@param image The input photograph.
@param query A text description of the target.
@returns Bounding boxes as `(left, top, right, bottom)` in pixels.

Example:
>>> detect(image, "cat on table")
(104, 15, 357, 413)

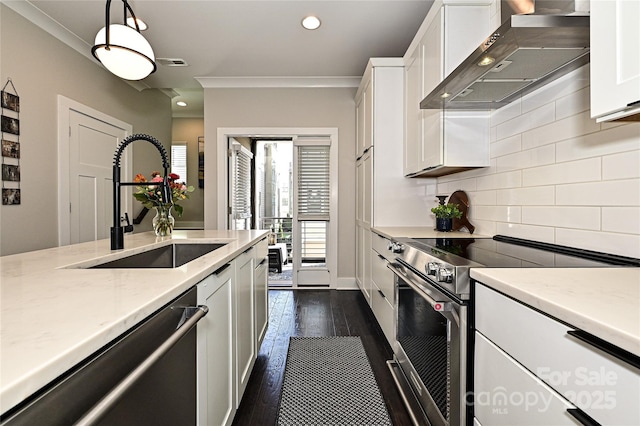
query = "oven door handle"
(388, 262, 460, 327)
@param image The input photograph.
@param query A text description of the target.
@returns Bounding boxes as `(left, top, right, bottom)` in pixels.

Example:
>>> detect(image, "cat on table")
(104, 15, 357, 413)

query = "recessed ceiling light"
(126, 17, 148, 31)
(302, 16, 321, 30)
(176, 101, 187, 107)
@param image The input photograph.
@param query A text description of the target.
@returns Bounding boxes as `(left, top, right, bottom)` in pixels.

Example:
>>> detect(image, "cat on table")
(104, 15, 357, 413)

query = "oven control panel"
(425, 262, 454, 283)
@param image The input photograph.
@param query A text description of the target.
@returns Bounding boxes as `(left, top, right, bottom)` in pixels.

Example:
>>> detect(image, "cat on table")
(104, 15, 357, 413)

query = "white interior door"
(68, 111, 130, 244)
(228, 139, 253, 230)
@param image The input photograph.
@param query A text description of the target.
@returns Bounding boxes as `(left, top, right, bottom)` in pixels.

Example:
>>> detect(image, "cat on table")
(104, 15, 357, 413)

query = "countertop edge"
(470, 268, 640, 357)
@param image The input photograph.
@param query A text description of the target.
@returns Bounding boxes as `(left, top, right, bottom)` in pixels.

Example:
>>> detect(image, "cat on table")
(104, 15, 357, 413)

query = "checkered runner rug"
(276, 336, 392, 425)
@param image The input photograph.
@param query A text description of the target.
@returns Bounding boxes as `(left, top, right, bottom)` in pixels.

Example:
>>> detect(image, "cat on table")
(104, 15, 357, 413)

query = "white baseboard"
(337, 277, 358, 290)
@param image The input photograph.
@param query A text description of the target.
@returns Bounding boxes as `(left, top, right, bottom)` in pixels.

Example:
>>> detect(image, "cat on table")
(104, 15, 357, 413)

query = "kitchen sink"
(90, 243, 227, 269)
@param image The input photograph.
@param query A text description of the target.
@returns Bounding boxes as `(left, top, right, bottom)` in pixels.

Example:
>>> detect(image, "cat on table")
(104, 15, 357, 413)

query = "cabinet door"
(254, 256, 268, 347)
(235, 248, 255, 404)
(404, 50, 422, 176)
(197, 264, 235, 426)
(420, 9, 444, 170)
(356, 92, 366, 157)
(364, 79, 374, 151)
(590, 0, 640, 121)
(362, 149, 372, 227)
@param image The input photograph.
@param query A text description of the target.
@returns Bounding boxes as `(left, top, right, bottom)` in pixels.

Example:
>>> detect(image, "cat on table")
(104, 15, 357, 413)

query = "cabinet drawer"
(372, 232, 393, 262)
(475, 332, 577, 425)
(372, 282, 395, 345)
(254, 237, 268, 260)
(476, 284, 640, 425)
(371, 250, 394, 305)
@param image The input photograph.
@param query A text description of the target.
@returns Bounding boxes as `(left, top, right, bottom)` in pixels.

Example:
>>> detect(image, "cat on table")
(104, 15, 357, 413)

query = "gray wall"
(0, 5, 172, 255)
(171, 117, 205, 225)
(203, 87, 357, 279)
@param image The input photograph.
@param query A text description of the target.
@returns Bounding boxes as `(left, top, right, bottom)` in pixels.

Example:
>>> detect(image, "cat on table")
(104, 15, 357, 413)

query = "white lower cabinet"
(197, 239, 267, 426)
(475, 332, 577, 425)
(475, 283, 640, 426)
(197, 263, 235, 426)
(370, 231, 396, 345)
(234, 247, 255, 405)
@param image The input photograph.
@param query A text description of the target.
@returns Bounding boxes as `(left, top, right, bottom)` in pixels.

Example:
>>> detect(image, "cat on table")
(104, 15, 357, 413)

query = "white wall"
(0, 5, 173, 255)
(203, 87, 357, 278)
(436, 66, 640, 259)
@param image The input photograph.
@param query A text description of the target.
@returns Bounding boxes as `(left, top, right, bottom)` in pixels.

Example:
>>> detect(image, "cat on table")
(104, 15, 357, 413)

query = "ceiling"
(12, 0, 433, 116)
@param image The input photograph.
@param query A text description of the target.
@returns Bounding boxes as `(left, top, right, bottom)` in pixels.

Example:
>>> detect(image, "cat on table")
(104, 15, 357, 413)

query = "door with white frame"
(228, 139, 254, 230)
(58, 97, 132, 246)
(217, 128, 338, 289)
(292, 136, 332, 287)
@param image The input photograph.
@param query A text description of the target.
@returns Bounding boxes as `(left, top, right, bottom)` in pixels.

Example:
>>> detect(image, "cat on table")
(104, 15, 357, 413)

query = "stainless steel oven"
(387, 249, 473, 426)
(385, 235, 638, 426)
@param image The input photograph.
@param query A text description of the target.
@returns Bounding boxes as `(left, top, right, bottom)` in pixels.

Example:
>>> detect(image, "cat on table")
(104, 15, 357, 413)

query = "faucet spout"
(111, 133, 171, 250)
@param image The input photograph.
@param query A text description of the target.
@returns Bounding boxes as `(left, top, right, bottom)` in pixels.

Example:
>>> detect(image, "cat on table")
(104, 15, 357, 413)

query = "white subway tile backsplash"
(491, 134, 522, 159)
(495, 222, 555, 243)
(602, 207, 640, 235)
(492, 98, 522, 127)
(496, 145, 555, 173)
(556, 87, 591, 119)
(522, 111, 600, 150)
(602, 150, 640, 180)
(476, 170, 521, 191)
(521, 66, 590, 114)
(556, 123, 640, 162)
(474, 205, 521, 223)
(555, 228, 640, 259)
(521, 206, 600, 230)
(433, 69, 639, 258)
(556, 179, 640, 206)
(522, 157, 601, 187)
(496, 186, 555, 206)
(468, 190, 497, 207)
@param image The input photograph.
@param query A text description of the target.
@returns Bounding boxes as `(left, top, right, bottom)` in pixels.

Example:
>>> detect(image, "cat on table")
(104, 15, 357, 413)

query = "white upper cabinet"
(590, 0, 640, 122)
(404, 0, 495, 177)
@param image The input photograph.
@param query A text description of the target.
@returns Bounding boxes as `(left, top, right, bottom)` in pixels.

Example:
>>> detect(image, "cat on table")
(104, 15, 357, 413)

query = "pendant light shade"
(91, 1, 156, 80)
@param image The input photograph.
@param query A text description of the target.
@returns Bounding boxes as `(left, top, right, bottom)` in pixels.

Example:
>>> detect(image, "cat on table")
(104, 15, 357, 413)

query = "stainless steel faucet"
(111, 133, 171, 250)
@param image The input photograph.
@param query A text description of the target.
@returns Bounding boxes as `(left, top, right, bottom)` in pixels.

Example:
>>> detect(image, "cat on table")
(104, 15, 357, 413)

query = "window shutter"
(170, 144, 187, 183)
(296, 142, 330, 221)
(231, 142, 253, 228)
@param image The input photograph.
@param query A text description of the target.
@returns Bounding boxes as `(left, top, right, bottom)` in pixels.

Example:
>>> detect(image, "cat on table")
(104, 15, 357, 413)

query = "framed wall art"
(1, 90, 19, 112)
(1, 139, 19, 159)
(2, 188, 20, 205)
(2, 78, 21, 205)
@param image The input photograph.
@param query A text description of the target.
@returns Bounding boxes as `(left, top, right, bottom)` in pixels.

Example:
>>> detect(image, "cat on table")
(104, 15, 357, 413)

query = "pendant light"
(91, 0, 156, 80)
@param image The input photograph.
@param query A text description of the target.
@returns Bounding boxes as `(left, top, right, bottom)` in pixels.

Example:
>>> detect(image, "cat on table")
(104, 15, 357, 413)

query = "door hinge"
(69, 203, 72, 213)
(228, 206, 233, 215)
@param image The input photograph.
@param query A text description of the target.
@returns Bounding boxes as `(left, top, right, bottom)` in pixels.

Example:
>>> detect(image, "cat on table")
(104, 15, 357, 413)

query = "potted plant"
(431, 203, 462, 232)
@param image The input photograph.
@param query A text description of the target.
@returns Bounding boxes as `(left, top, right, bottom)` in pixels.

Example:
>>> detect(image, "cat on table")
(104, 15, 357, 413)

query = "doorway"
(218, 128, 338, 289)
(57, 96, 132, 246)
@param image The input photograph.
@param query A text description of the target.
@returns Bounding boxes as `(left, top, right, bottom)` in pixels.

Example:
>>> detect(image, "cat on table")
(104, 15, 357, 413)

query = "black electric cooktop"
(406, 235, 640, 268)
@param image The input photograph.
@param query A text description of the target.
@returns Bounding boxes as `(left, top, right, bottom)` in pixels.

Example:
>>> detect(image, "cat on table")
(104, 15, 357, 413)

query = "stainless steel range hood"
(421, 0, 590, 110)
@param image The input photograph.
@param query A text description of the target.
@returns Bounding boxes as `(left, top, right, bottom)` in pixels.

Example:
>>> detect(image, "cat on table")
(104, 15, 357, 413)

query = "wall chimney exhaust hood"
(421, 0, 590, 110)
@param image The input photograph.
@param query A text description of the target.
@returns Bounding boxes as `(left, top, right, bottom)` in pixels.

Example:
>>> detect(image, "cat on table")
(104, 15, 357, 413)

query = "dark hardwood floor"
(232, 289, 413, 426)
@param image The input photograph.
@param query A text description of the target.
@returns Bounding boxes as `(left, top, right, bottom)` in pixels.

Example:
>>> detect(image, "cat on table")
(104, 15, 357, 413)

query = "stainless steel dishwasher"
(0, 287, 208, 426)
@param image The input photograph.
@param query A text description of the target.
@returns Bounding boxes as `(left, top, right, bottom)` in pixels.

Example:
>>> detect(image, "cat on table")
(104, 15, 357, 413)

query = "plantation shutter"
(170, 144, 187, 183)
(230, 141, 253, 229)
(296, 140, 330, 221)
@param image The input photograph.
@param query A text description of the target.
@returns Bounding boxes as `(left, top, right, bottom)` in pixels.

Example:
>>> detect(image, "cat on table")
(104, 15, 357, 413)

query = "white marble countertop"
(0, 230, 267, 414)
(372, 226, 488, 240)
(471, 268, 640, 356)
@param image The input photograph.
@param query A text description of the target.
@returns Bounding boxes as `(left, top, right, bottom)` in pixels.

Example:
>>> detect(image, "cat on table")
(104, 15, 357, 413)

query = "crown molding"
(195, 76, 361, 89)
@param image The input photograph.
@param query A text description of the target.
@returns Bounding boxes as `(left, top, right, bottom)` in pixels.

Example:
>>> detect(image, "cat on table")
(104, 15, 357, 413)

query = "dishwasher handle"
(74, 305, 209, 426)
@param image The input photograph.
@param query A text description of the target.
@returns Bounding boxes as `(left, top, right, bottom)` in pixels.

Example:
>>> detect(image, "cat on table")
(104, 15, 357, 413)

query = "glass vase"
(153, 205, 175, 237)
